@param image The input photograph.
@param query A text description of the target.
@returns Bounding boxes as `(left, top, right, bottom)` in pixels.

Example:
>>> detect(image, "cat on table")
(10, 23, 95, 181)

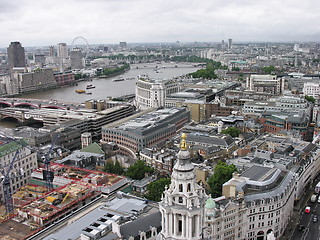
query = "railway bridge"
(0, 98, 78, 123)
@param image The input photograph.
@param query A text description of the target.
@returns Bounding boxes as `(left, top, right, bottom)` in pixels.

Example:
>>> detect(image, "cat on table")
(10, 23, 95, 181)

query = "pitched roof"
(80, 142, 105, 155)
(0, 139, 28, 158)
(120, 211, 161, 239)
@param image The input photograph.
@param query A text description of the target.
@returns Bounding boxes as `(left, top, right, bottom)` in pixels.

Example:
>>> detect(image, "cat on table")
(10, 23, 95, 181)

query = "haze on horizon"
(0, 0, 319, 48)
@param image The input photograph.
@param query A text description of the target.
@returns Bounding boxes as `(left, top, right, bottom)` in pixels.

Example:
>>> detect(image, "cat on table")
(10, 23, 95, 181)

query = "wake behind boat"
(113, 77, 125, 82)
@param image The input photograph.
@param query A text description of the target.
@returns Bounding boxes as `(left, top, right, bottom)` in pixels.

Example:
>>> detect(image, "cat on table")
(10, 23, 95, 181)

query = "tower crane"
(0, 150, 22, 214)
(42, 134, 60, 191)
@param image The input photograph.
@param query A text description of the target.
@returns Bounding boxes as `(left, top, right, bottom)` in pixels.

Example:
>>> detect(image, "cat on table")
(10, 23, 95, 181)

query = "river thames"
(17, 62, 200, 103)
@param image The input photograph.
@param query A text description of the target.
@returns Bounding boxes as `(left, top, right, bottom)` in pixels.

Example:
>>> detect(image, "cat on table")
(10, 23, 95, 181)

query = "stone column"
(166, 213, 170, 235)
(182, 214, 186, 239)
(195, 215, 199, 238)
(169, 213, 173, 236)
(173, 213, 177, 237)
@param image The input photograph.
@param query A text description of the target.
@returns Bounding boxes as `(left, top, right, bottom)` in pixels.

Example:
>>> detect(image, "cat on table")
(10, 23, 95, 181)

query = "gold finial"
(180, 133, 187, 150)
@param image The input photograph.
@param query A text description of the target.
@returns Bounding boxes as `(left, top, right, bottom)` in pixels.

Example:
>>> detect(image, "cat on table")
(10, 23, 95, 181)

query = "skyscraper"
(7, 41, 26, 69)
(228, 38, 233, 49)
(119, 41, 127, 49)
(57, 43, 68, 59)
(70, 48, 84, 69)
(49, 45, 55, 57)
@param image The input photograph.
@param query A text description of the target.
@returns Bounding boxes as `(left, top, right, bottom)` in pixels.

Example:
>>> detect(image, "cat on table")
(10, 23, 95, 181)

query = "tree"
(221, 127, 241, 137)
(262, 66, 276, 74)
(207, 161, 237, 197)
(144, 178, 171, 202)
(305, 95, 315, 104)
(126, 160, 154, 180)
(103, 160, 124, 175)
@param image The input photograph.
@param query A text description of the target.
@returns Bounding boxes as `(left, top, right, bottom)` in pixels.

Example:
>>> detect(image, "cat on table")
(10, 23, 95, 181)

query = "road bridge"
(0, 98, 82, 122)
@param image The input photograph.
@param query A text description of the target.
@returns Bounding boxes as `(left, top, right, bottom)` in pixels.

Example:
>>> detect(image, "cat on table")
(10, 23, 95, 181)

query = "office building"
(119, 42, 127, 49)
(303, 82, 320, 98)
(102, 108, 190, 155)
(140, 148, 176, 176)
(54, 71, 75, 86)
(246, 75, 285, 95)
(12, 68, 57, 93)
(70, 48, 84, 69)
(49, 45, 55, 57)
(158, 134, 314, 240)
(57, 43, 68, 60)
(0, 139, 38, 204)
(228, 38, 233, 49)
(243, 95, 310, 116)
(205, 166, 295, 240)
(260, 110, 310, 140)
(7, 41, 26, 70)
(135, 77, 180, 110)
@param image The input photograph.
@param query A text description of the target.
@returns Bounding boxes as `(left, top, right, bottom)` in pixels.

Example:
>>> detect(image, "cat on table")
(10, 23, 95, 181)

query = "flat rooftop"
(241, 165, 277, 182)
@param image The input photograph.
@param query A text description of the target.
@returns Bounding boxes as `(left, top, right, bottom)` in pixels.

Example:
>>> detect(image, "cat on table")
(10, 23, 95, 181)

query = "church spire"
(158, 133, 208, 240)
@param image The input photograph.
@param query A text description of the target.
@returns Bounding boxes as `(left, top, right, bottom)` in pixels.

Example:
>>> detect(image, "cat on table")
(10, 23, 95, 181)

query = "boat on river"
(113, 77, 125, 82)
(75, 89, 86, 94)
(86, 84, 95, 89)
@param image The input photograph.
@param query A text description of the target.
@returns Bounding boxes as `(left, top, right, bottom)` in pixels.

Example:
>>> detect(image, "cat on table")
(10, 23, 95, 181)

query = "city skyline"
(0, 0, 320, 48)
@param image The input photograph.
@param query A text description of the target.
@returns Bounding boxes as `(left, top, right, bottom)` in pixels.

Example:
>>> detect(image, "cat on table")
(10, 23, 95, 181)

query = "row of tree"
(103, 160, 153, 180)
(103, 159, 237, 201)
(142, 161, 237, 201)
(188, 59, 228, 79)
(96, 63, 130, 77)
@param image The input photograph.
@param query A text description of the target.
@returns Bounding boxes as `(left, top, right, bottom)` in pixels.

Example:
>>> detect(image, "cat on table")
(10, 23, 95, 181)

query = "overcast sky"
(0, 0, 319, 47)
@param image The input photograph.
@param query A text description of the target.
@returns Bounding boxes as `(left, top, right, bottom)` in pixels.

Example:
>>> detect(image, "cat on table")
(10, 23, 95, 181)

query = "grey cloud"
(0, 0, 320, 47)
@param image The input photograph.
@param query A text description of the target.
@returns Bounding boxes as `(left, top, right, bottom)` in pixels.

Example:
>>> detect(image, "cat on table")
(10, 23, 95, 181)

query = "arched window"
(179, 184, 183, 192)
(187, 183, 191, 192)
(257, 230, 264, 240)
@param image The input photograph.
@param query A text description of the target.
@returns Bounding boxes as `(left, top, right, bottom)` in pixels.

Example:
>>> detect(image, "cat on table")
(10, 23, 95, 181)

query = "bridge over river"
(0, 98, 82, 122)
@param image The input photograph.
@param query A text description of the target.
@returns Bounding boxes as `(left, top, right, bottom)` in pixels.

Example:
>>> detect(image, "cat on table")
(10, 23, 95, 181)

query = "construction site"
(0, 163, 128, 240)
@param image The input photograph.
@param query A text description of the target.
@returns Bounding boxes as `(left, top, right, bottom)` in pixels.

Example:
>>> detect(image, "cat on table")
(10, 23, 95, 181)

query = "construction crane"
(0, 150, 21, 214)
(42, 134, 59, 191)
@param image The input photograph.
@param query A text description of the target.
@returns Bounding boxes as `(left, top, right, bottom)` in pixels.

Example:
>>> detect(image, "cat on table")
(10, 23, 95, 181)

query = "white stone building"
(303, 82, 320, 98)
(135, 78, 180, 110)
(157, 134, 305, 240)
(246, 75, 284, 95)
(158, 133, 208, 239)
(0, 139, 38, 205)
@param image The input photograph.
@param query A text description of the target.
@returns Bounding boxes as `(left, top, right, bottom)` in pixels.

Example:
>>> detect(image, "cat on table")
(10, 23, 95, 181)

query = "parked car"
(298, 225, 306, 231)
(314, 215, 318, 223)
(305, 206, 311, 213)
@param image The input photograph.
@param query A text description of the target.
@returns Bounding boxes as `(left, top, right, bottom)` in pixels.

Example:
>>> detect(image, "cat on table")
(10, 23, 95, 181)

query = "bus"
(315, 181, 320, 194)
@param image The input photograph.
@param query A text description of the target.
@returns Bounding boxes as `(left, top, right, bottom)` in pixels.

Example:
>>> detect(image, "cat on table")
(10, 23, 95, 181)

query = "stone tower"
(81, 132, 92, 148)
(159, 133, 208, 240)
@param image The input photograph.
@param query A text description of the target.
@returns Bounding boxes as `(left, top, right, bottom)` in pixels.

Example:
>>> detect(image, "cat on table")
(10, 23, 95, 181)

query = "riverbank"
(15, 62, 200, 103)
